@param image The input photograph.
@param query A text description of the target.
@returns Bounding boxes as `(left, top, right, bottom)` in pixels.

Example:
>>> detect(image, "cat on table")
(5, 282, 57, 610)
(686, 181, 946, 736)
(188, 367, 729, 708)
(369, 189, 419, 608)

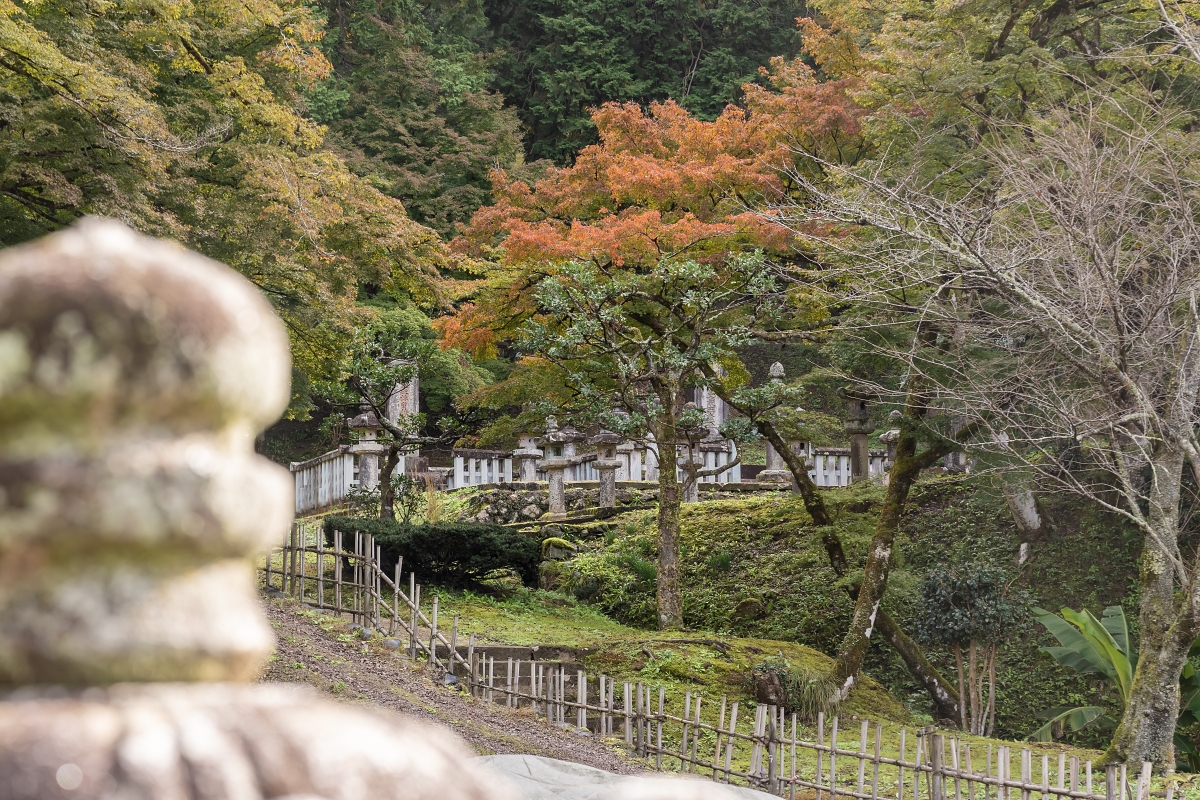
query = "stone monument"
(839, 387, 874, 483)
(511, 431, 544, 483)
(348, 403, 387, 489)
(0, 219, 504, 800)
(757, 363, 793, 485)
(537, 416, 584, 518)
(589, 425, 623, 508)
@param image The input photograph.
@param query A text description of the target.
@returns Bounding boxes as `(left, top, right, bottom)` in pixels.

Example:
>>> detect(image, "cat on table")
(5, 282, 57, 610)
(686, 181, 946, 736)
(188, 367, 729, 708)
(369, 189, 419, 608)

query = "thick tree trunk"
(1106, 626, 1190, 766)
(378, 444, 400, 522)
(832, 416, 951, 699)
(656, 438, 684, 629)
(1107, 446, 1198, 766)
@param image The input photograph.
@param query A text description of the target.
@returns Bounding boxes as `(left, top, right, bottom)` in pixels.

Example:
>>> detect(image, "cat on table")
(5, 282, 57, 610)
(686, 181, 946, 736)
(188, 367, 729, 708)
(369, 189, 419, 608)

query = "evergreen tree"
(311, 0, 525, 237)
(483, 0, 807, 162)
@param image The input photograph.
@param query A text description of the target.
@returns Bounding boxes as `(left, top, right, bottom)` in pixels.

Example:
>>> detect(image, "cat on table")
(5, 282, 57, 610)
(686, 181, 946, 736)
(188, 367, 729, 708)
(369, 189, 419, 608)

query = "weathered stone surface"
(0, 220, 514, 800)
(0, 684, 500, 800)
(0, 219, 292, 685)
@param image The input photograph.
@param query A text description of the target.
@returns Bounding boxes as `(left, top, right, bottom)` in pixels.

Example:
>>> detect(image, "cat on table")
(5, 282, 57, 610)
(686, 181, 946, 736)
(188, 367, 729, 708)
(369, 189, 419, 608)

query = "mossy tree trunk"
(1106, 445, 1199, 766)
(378, 443, 400, 521)
(656, 438, 684, 629)
(707, 380, 961, 721)
(651, 392, 685, 630)
(831, 403, 958, 701)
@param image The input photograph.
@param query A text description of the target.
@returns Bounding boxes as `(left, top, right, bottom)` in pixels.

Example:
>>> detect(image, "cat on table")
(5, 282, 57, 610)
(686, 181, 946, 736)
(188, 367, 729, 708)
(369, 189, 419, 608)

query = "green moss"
(552, 477, 1141, 745)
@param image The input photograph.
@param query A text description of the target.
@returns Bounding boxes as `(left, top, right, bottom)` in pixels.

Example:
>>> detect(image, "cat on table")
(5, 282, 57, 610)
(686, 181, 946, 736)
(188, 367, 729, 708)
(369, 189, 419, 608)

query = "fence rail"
(262, 523, 1165, 800)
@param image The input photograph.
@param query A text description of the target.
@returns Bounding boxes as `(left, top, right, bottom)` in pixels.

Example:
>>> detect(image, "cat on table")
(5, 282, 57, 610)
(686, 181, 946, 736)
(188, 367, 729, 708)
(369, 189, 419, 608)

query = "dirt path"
(258, 594, 644, 774)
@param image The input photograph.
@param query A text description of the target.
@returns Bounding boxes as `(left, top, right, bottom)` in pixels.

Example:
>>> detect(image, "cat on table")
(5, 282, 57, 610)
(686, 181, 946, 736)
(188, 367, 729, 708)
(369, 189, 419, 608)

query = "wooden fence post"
(930, 732, 944, 800)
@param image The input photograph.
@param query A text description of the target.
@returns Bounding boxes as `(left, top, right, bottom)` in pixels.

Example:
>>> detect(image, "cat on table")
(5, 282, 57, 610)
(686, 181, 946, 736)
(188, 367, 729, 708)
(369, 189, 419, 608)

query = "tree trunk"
(378, 444, 400, 522)
(953, 643, 967, 731)
(1107, 448, 1197, 767)
(656, 437, 684, 629)
(985, 643, 997, 737)
(831, 420, 925, 699)
(874, 611, 961, 721)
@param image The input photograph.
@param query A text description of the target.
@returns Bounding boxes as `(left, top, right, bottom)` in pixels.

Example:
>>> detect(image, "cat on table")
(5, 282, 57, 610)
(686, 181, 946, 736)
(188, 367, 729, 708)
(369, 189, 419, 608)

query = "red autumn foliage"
(436, 45, 865, 356)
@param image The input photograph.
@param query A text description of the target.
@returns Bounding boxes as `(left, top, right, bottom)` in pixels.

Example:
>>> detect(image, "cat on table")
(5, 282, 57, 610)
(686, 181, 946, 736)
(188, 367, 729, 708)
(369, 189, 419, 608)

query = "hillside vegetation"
(496, 477, 1145, 746)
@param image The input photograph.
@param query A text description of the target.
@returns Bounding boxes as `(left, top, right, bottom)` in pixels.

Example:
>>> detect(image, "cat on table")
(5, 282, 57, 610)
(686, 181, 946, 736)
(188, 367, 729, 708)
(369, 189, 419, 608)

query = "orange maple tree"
(435, 45, 866, 357)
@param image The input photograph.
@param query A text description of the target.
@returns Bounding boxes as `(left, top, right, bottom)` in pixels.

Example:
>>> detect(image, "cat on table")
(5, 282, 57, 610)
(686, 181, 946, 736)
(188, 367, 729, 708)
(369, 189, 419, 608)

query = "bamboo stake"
(791, 713, 799, 800)
(713, 695, 727, 776)
(1135, 762, 1150, 800)
(830, 715, 839, 800)
(335, 530, 343, 614)
(723, 702, 739, 784)
(912, 730, 922, 800)
(657, 686, 665, 770)
(682, 691, 692, 769)
(579, 672, 587, 730)
(817, 713, 826, 800)
(857, 719, 868, 798)
(467, 634, 475, 696)
(317, 527, 325, 609)
(391, 558, 401, 634)
(624, 682, 632, 746)
(871, 723, 880, 800)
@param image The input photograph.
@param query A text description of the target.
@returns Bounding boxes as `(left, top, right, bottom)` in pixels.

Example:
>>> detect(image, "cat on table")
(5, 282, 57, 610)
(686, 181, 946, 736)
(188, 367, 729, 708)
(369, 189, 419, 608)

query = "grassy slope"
(528, 476, 1145, 747)
(423, 582, 1123, 784)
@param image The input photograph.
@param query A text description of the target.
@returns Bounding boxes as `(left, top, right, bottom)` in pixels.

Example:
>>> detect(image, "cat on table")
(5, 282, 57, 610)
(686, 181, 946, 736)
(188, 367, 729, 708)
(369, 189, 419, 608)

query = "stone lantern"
(590, 425, 623, 508)
(348, 404, 388, 490)
(839, 386, 875, 483)
(512, 430, 544, 484)
(0, 220, 502, 798)
(537, 416, 585, 518)
(758, 362, 793, 485)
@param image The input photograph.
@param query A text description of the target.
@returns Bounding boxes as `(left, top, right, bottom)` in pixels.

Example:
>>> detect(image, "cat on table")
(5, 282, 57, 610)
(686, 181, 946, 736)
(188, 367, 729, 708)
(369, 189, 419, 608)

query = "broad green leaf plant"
(1030, 605, 1200, 769)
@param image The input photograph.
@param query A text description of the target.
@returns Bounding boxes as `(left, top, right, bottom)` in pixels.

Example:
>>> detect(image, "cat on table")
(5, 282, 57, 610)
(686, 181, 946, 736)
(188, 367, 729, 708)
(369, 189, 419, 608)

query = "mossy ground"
(417, 586, 1136, 790)
(518, 475, 1148, 747)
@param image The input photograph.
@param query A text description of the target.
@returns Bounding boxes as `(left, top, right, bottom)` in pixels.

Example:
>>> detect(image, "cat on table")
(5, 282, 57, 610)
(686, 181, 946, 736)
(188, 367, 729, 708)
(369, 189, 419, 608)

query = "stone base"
(756, 470, 792, 485)
(0, 683, 504, 800)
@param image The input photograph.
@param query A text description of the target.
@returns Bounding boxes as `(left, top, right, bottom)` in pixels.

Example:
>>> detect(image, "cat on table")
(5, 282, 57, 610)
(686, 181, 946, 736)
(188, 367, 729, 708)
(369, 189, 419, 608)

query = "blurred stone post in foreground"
(0, 219, 505, 800)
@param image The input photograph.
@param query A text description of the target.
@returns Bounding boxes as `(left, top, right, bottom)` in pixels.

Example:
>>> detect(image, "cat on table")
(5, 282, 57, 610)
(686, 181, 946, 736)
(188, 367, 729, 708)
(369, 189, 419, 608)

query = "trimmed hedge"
(322, 516, 541, 589)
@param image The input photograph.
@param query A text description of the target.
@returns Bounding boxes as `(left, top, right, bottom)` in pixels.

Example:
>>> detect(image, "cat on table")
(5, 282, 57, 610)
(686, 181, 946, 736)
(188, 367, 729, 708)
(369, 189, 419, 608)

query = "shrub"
(747, 656, 841, 721)
(323, 516, 540, 590)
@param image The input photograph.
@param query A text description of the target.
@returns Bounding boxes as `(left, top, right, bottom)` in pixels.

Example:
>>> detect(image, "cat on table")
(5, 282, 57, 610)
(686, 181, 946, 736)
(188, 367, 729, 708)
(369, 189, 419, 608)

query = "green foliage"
(914, 563, 1023, 647)
(1027, 605, 1134, 741)
(623, 553, 658, 584)
(0, 0, 450, 414)
(484, 0, 806, 162)
(312, 0, 525, 236)
(708, 550, 733, 573)
(323, 515, 540, 589)
(559, 478, 1148, 742)
(748, 656, 842, 721)
(1029, 605, 1200, 766)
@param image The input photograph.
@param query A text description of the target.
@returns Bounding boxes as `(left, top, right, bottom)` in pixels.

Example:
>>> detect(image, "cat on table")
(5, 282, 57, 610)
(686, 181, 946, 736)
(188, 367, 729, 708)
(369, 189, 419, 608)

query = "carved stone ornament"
(0, 220, 506, 800)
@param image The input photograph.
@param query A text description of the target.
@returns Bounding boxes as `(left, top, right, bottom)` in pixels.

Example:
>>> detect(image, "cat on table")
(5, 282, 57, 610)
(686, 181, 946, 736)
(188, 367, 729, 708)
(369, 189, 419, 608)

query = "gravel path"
(259, 595, 644, 775)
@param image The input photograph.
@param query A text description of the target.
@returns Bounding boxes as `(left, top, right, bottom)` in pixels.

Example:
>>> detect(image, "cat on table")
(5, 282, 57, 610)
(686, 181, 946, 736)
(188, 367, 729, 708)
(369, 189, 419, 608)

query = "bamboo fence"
(263, 522, 1166, 800)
